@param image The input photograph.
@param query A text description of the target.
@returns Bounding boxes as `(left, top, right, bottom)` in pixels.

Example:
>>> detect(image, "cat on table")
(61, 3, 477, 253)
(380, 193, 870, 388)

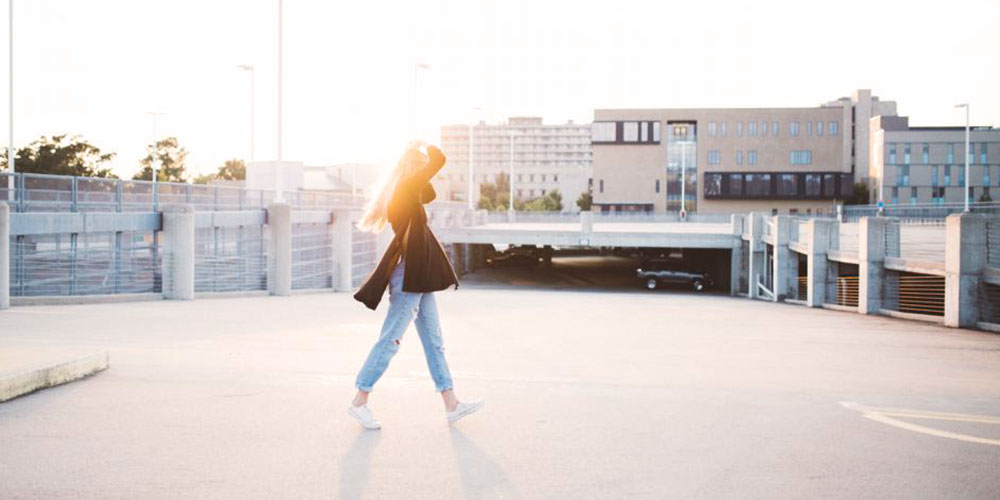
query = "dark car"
(485, 252, 543, 267)
(637, 262, 713, 291)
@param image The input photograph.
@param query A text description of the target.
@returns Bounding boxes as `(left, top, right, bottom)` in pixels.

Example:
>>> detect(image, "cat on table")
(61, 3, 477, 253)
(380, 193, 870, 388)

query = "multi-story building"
(870, 116, 1000, 205)
(591, 90, 896, 215)
(439, 117, 592, 212)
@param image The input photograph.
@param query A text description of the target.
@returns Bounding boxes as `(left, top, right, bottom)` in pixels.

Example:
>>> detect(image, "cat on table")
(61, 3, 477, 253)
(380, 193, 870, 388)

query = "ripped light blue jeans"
(355, 259, 454, 392)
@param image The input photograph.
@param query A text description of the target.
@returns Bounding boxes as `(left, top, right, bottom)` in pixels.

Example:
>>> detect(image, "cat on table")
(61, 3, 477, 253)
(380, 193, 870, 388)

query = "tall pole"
(467, 106, 481, 210)
(679, 142, 687, 218)
(237, 65, 255, 163)
(509, 129, 515, 212)
(962, 104, 970, 211)
(7, 0, 13, 203)
(146, 112, 165, 207)
(275, 0, 284, 202)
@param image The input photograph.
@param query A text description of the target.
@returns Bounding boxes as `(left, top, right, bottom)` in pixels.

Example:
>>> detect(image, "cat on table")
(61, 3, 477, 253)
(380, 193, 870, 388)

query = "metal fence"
(843, 202, 1000, 222)
(351, 227, 378, 288)
(291, 222, 332, 290)
(0, 171, 363, 213)
(10, 230, 160, 297)
(987, 219, 1000, 267)
(882, 270, 945, 317)
(194, 225, 268, 293)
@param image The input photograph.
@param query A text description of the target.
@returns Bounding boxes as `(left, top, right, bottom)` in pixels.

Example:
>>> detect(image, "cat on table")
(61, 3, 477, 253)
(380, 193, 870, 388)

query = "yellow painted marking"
(840, 401, 1000, 447)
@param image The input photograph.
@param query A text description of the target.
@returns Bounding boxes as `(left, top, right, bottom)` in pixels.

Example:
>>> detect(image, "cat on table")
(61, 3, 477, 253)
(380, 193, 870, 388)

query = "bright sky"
(1, 0, 998, 179)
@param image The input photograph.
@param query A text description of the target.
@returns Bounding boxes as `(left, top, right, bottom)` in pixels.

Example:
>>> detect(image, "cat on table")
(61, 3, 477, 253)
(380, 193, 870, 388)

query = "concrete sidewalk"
(1, 290, 999, 499)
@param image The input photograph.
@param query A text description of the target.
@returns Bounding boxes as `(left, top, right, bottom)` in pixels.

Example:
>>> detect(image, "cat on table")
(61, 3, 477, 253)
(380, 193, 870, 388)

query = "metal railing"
(0, 171, 364, 213)
(194, 225, 268, 293)
(987, 219, 1000, 267)
(351, 227, 378, 288)
(843, 202, 1000, 222)
(291, 222, 333, 290)
(883, 271, 945, 317)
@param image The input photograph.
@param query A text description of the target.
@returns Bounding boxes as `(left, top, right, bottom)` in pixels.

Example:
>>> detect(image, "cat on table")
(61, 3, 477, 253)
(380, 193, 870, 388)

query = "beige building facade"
(870, 116, 1000, 205)
(439, 117, 592, 212)
(592, 90, 896, 215)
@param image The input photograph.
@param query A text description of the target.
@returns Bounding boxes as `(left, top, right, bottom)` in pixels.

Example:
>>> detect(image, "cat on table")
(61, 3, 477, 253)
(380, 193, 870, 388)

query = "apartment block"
(591, 90, 895, 215)
(439, 117, 592, 212)
(870, 116, 1000, 205)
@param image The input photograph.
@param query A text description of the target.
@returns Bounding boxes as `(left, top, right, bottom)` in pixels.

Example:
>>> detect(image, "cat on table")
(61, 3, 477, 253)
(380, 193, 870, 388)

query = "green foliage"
(843, 182, 870, 205)
(192, 173, 216, 185)
(576, 191, 592, 211)
(215, 158, 246, 180)
(0, 134, 116, 178)
(522, 189, 563, 212)
(133, 137, 188, 182)
(477, 172, 514, 211)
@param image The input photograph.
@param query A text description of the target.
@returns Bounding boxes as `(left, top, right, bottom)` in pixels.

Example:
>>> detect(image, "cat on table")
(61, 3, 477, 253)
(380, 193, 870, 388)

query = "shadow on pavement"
(338, 430, 381, 500)
(449, 427, 520, 500)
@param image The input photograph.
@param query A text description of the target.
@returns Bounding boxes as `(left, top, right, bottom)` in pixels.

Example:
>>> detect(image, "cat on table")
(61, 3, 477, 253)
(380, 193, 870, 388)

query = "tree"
(215, 158, 246, 180)
(576, 191, 593, 211)
(522, 189, 563, 212)
(133, 137, 188, 182)
(0, 134, 116, 178)
(842, 182, 870, 205)
(477, 172, 514, 211)
(192, 173, 216, 185)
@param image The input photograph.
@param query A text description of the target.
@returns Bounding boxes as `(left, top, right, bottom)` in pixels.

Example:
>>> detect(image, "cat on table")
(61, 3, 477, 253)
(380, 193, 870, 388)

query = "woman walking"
(349, 144, 484, 430)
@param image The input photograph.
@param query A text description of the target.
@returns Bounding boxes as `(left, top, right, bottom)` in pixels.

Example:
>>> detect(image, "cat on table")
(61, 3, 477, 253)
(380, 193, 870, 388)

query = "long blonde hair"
(357, 144, 429, 233)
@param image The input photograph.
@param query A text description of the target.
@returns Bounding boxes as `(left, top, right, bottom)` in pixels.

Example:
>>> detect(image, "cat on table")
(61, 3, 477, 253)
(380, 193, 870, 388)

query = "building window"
(981, 143, 988, 164)
(530, 174, 535, 182)
(736, 150, 743, 165)
(889, 143, 897, 165)
(778, 174, 798, 196)
(517, 174, 523, 182)
(922, 143, 929, 164)
(640, 124, 648, 142)
(817, 122, 824, 136)
(897, 165, 909, 186)
(748, 150, 758, 165)
(823, 173, 836, 197)
(945, 165, 952, 186)
(529, 189, 535, 197)
(517, 189, 523, 198)
(720, 122, 727, 137)
(903, 143, 911, 164)
(760, 121, 768, 137)
(931, 165, 939, 186)
(541, 189, 546, 196)
(736, 122, 743, 137)
(947, 143, 955, 164)
(958, 165, 965, 186)
(772, 121, 779, 137)
(652, 122, 661, 142)
(729, 174, 743, 196)
(592, 122, 616, 142)
(623, 122, 639, 142)
(748, 121, 757, 136)
(708, 122, 716, 137)
(790, 150, 813, 165)
(704, 174, 722, 196)
(932, 186, 945, 204)
(656, 179, 661, 193)
(807, 122, 813, 136)
(599, 179, 604, 193)
(805, 174, 822, 196)
(707, 150, 720, 165)
(984, 166, 991, 187)
(746, 174, 771, 197)
(891, 187, 899, 205)
(829, 121, 839, 136)
(790, 122, 800, 137)
(554, 174, 558, 182)
(910, 187, 918, 204)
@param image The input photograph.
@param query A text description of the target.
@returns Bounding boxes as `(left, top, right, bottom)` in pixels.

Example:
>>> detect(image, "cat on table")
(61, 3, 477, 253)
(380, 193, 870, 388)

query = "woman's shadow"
(338, 430, 381, 500)
(449, 427, 520, 500)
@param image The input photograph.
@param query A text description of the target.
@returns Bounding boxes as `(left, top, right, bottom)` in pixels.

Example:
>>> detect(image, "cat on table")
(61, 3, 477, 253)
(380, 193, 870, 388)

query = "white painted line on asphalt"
(841, 401, 1000, 447)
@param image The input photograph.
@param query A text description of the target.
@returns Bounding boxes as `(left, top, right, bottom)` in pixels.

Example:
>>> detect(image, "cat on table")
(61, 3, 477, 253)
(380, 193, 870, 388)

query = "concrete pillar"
(580, 210, 593, 234)
(944, 213, 987, 328)
(161, 204, 195, 300)
(806, 218, 835, 307)
(747, 213, 765, 299)
(331, 209, 354, 292)
(729, 214, 746, 296)
(771, 215, 792, 302)
(0, 202, 9, 310)
(858, 217, 892, 315)
(267, 202, 292, 296)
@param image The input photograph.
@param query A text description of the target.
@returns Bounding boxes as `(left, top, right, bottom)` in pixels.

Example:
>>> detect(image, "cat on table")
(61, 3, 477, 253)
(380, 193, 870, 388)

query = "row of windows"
(896, 164, 1000, 187)
(888, 142, 990, 165)
(703, 172, 853, 199)
(440, 172, 563, 183)
(707, 150, 809, 166)
(887, 186, 991, 205)
(706, 120, 839, 138)
(592, 121, 661, 144)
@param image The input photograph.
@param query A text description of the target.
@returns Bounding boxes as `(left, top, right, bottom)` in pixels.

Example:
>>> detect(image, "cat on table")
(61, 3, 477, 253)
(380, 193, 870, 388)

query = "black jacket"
(353, 149, 459, 310)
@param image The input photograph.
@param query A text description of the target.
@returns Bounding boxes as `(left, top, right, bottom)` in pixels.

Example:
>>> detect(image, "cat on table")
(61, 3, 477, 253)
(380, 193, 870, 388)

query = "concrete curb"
(0, 351, 109, 403)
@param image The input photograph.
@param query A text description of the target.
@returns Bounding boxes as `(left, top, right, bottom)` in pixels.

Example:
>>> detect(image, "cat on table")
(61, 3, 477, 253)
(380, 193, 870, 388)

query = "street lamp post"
(467, 106, 482, 210)
(7, 0, 13, 203)
(146, 111, 166, 208)
(509, 129, 516, 212)
(237, 64, 255, 163)
(410, 63, 431, 140)
(275, 0, 284, 202)
(679, 142, 687, 220)
(955, 103, 970, 212)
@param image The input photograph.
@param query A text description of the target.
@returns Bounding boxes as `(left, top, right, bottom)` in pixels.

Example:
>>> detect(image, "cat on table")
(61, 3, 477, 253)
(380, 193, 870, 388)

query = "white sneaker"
(447, 399, 485, 424)
(347, 404, 381, 430)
